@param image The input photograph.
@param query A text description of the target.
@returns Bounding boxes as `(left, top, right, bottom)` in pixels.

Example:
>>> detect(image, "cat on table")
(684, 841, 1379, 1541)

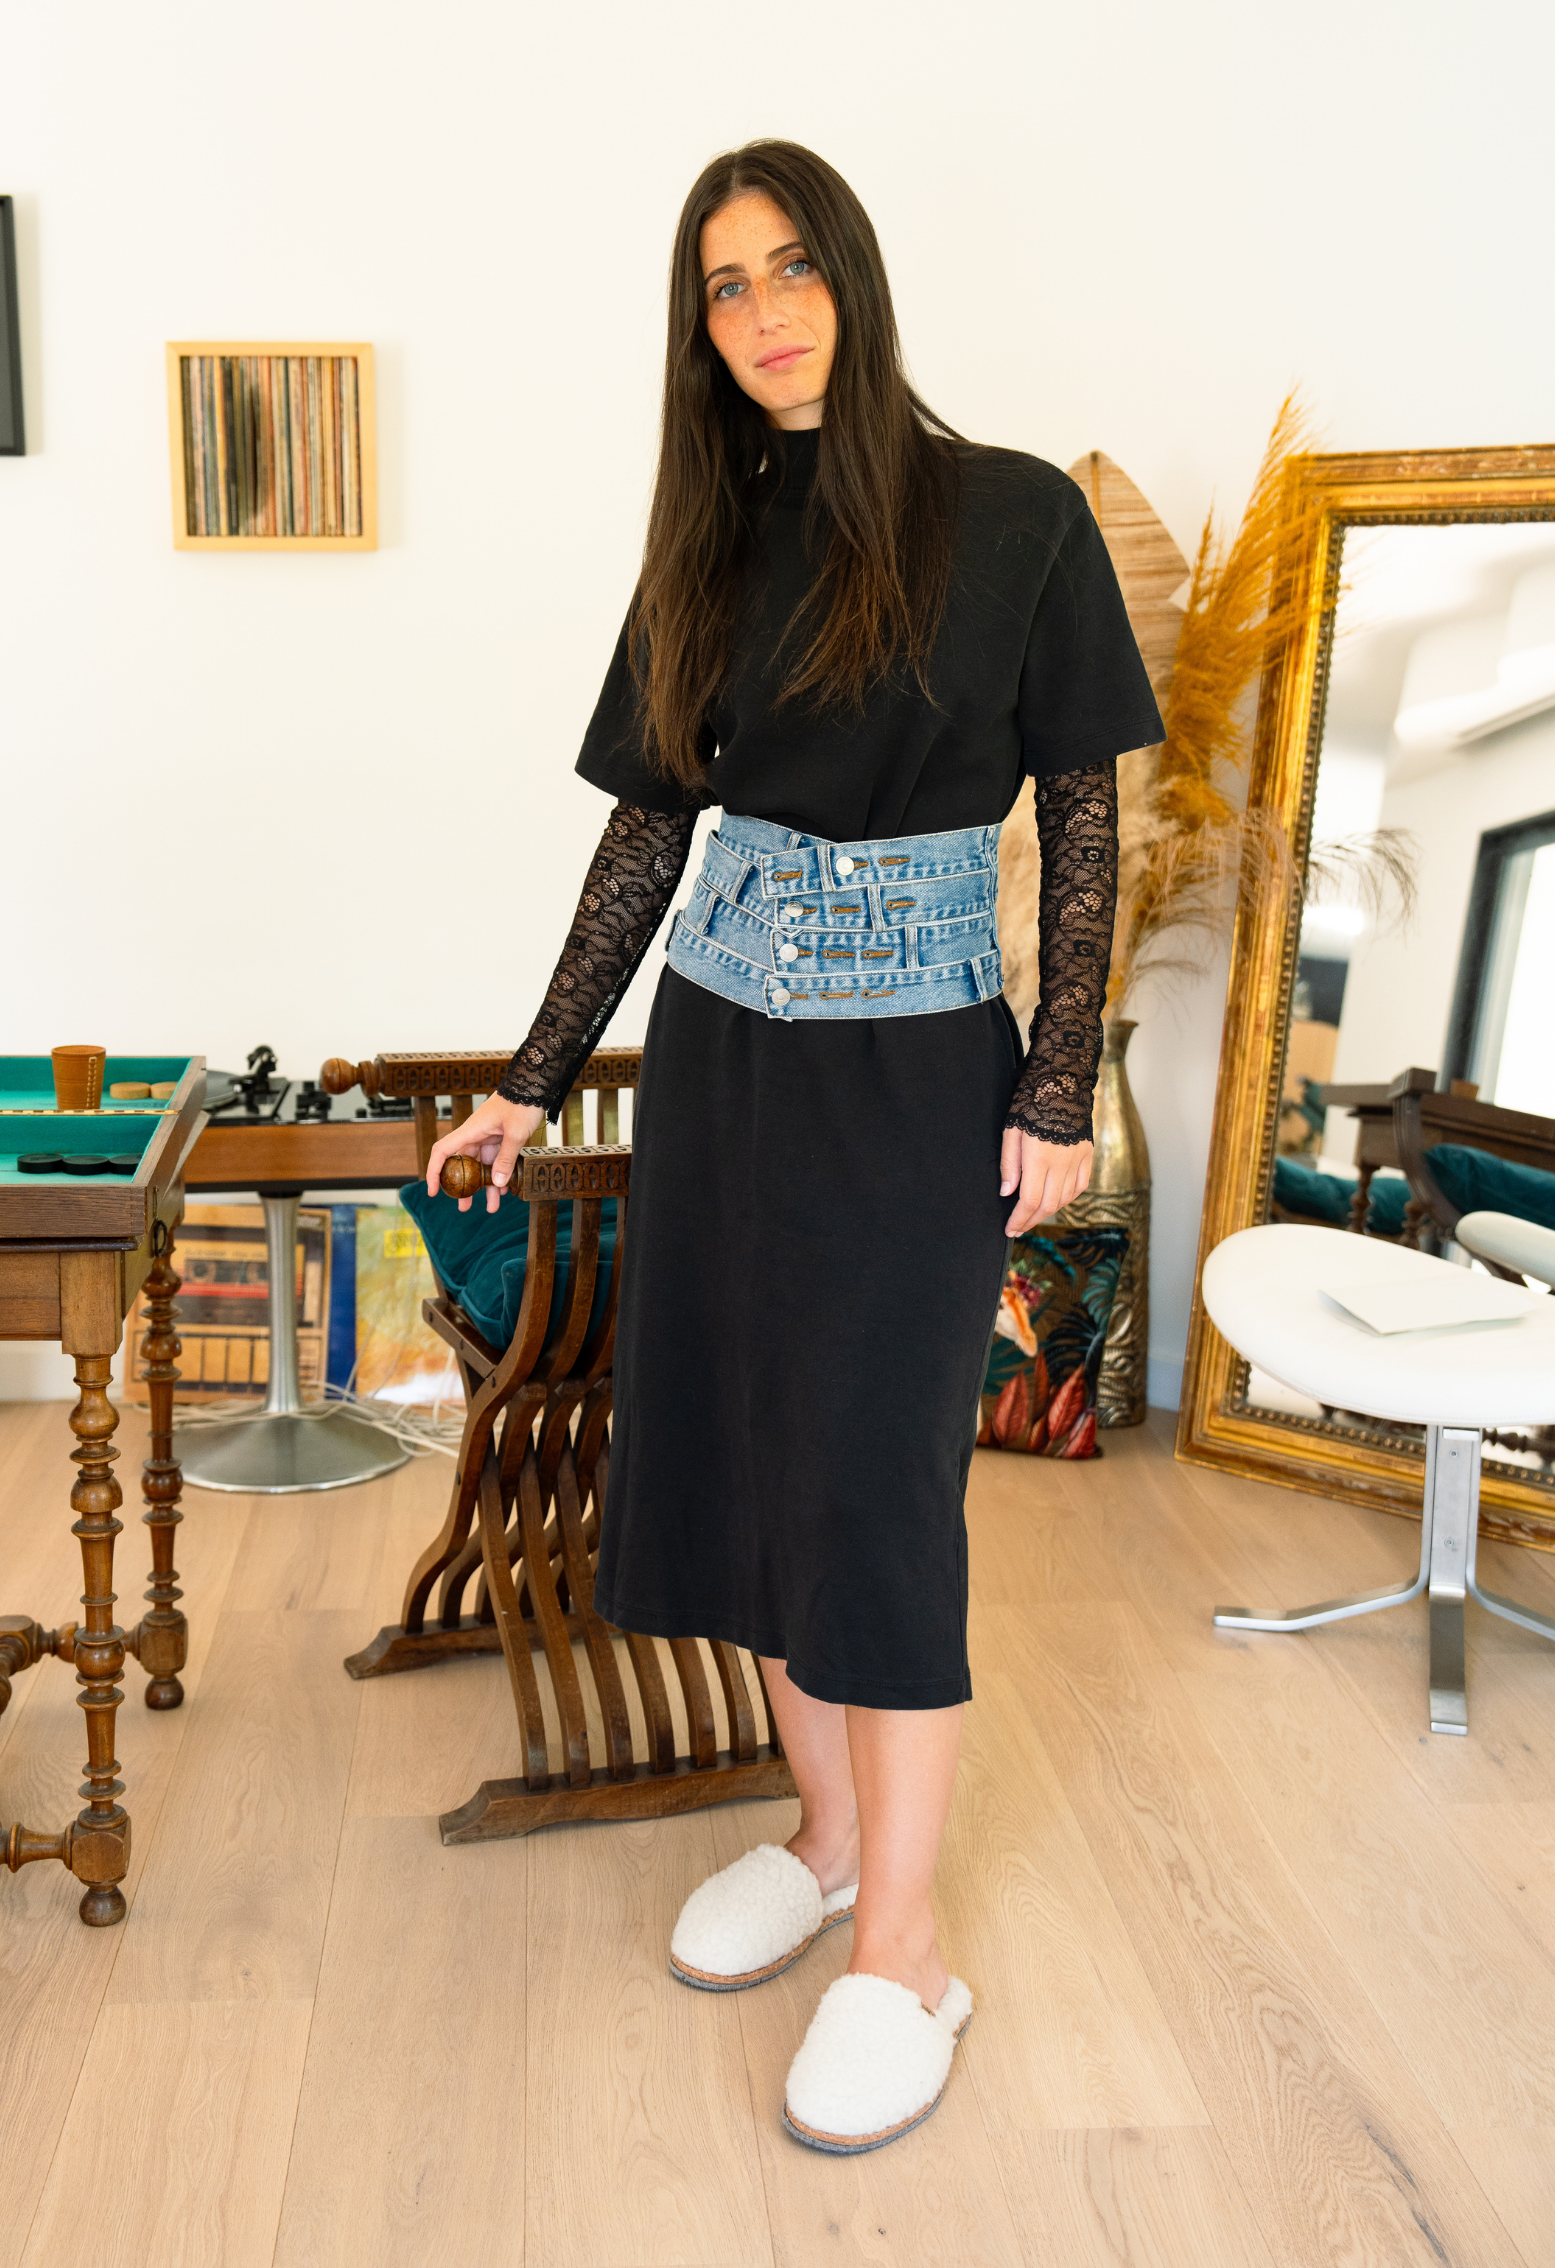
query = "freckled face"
(701, 190, 836, 430)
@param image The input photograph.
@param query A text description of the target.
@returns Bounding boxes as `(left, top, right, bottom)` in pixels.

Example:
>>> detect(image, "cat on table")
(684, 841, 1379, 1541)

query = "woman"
(430, 140, 1160, 2153)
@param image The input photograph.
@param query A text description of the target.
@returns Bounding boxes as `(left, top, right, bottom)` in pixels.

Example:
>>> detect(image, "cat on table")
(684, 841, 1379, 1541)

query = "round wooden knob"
(440, 1155, 493, 1199)
(320, 1057, 381, 1100)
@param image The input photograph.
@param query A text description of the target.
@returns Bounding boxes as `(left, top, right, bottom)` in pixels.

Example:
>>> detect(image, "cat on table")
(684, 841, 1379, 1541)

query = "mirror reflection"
(1251, 518, 1555, 1483)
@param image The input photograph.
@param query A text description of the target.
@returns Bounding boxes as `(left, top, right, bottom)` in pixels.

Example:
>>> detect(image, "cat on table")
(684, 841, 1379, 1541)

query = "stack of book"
(178, 352, 363, 539)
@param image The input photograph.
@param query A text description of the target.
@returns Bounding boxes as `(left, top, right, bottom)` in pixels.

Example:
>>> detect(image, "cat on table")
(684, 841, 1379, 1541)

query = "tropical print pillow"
(978, 1225, 1130, 1458)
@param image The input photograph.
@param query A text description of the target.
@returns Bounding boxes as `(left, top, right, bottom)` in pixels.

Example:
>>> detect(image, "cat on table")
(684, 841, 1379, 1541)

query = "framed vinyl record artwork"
(166, 341, 377, 550)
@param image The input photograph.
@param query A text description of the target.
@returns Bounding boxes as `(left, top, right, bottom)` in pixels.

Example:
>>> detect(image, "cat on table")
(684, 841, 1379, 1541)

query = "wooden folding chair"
(319, 1047, 794, 1842)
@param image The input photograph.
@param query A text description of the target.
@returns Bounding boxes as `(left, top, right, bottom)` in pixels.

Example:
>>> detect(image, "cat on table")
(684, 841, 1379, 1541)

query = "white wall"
(4, 0, 1555, 1403)
(1331, 709, 1555, 1104)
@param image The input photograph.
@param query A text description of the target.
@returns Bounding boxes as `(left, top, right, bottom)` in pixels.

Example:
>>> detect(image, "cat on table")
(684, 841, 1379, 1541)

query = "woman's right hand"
(425, 1094, 546, 1214)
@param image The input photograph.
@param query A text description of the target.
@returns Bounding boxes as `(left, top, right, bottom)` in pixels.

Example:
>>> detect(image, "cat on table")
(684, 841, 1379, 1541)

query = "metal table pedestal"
(1214, 1425, 1555, 1734)
(178, 1194, 409, 1496)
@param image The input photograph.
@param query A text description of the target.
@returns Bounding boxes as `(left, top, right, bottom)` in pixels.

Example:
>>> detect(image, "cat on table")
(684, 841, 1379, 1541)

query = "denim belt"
(665, 812, 1003, 1022)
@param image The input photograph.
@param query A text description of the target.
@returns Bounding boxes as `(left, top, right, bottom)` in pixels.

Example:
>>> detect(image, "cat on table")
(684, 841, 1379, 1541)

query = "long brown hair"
(633, 139, 960, 786)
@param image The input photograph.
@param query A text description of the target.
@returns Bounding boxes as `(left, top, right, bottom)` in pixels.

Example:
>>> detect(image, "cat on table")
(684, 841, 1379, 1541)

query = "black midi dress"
(500, 430, 1161, 1709)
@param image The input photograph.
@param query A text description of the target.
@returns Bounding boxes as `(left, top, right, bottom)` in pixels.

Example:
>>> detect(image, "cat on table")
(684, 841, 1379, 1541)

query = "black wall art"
(1, 198, 24, 456)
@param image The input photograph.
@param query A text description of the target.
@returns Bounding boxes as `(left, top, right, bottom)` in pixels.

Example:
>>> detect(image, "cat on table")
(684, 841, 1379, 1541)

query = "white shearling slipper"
(782, 1972, 974, 2153)
(669, 1843, 858, 1991)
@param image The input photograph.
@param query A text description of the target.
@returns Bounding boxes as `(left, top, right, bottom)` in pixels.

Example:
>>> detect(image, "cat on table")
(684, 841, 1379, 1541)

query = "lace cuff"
(498, 802, 697, 1119)
(1005, 761, 1119, 1146)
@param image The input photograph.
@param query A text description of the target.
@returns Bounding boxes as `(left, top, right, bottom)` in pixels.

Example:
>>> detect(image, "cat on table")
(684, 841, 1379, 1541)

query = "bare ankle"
(849, 1916, 949, 2011)
(786, 1819, 860, 1899)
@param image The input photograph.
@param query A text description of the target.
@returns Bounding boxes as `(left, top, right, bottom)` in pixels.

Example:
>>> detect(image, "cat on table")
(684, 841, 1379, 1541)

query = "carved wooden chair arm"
(322, 1048, 644, 1167)
(321, 1049, 643, 1101)
(1391, 1088, 1455, 1245)
(1392, 1088, 1527, 1279)
(438, 1147, 631, 1202)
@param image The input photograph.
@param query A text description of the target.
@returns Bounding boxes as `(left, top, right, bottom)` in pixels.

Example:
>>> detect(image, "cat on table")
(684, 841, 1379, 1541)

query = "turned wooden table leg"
(68, 1354, 130, 1926)
(1348, 1162, 1375, 1234)
(133, 1229, 187, 1710)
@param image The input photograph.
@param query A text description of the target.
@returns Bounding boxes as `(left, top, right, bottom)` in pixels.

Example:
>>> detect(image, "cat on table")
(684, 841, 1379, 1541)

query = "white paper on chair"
(1320, 1273, 1544, 1336)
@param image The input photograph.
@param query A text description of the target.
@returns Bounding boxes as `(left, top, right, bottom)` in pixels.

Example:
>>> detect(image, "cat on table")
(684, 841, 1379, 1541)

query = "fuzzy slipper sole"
(670, 1903, 854, 1993)
(781, 2012, 972, 2154)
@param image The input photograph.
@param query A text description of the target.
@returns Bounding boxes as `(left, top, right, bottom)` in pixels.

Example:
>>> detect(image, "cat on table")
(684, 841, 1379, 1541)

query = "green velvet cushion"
(1273, 1157, 1352, 1225)
(1272, 1157, 1408, 1236)
(1426, 1144, 1555, 1234)
(1366, 1175, 1409, 1236)
(399, 1182, 618, 1353)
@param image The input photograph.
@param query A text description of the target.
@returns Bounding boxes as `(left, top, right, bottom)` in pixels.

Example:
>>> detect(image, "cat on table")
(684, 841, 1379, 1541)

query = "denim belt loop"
(666, 811, 1005, 1024)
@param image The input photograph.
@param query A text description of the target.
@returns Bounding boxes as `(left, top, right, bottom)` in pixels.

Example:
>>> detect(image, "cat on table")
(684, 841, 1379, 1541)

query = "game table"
(0, 1055, 205, 1924)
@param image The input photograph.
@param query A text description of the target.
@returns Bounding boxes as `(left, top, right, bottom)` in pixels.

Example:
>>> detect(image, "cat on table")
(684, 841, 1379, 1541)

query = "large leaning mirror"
(1179, 445, 1555, 1550)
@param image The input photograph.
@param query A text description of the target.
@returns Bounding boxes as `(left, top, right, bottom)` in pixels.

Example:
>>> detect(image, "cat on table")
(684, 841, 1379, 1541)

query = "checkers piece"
(105, 1154, 141, 1175)
(18, 1152, 65, 1174)
(149, 1081, 178, 1100)
(108, 1081, 151, 1100)
(61, 1154, 112, 1176)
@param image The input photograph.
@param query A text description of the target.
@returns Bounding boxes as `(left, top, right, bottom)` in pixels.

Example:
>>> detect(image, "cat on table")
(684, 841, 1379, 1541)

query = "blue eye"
(782, 258, 812, 278)
(712, 279, 744, 302)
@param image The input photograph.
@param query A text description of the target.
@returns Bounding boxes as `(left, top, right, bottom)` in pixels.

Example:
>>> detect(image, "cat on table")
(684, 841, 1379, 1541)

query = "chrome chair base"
(1214, 1425, 1555, 1735)
(178, 1193, 409, 1496)
(178, 1408, 409, 1495)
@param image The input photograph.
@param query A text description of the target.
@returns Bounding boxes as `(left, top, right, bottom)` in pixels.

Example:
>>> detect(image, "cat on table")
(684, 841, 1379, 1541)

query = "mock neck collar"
(768, 424, 821, 505)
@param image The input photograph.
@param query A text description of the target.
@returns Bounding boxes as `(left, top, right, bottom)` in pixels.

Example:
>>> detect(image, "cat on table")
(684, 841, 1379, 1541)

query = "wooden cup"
(52, 1045, 108, 1112)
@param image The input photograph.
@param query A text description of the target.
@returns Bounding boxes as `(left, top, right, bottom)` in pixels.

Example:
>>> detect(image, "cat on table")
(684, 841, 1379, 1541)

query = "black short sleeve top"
(575, 429, 1162, 840)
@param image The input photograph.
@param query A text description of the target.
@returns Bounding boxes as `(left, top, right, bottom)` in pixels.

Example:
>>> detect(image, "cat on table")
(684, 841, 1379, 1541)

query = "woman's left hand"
(999, 1130, 1093, 1236)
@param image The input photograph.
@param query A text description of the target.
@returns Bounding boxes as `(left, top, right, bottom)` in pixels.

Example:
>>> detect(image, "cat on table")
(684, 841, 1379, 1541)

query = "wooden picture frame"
(166, 340, 377, 551)
(1176, 444, 1555, 1553)
(0, 196, 24, 457)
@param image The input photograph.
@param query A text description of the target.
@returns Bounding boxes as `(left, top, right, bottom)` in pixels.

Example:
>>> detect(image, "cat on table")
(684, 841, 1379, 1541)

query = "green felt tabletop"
(0, 1060, 199, 1187)
(0, 1112, 165, 1185)
(0, 1055, 196, 1113)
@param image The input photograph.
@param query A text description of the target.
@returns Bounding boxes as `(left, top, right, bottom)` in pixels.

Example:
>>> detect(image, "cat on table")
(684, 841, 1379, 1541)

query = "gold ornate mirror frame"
(1177, 443, 1555, 1552)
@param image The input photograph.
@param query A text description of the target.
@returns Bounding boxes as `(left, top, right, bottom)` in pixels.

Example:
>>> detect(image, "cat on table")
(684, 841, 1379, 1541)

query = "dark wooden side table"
(0, 1057, 206, 1924)
(186, 1092, 422, 1193)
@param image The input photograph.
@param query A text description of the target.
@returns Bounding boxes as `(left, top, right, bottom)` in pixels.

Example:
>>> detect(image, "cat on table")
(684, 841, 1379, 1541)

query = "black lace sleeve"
(1005, 761, 1119, 1145)
(497, 802, 697, 1119)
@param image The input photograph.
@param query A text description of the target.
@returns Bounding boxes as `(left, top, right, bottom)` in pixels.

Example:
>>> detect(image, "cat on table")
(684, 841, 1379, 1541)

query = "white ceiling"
(1325, 521, 1555, 760)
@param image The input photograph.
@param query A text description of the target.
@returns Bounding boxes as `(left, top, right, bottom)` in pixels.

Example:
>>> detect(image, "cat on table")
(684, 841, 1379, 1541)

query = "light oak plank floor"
(2, 1400, 1553, 2266)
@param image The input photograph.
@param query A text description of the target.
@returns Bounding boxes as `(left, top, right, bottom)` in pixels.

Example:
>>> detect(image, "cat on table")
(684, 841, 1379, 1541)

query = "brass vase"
(1056, 1018, 1151, 1426)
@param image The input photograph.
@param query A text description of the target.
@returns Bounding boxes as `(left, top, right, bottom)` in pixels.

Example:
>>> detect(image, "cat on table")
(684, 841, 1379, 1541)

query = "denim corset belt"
(665, 812, 1004, 1022)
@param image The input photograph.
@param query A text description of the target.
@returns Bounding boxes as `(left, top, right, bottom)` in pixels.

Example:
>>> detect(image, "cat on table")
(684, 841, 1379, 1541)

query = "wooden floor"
(3, 1402, 1555, 2267)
